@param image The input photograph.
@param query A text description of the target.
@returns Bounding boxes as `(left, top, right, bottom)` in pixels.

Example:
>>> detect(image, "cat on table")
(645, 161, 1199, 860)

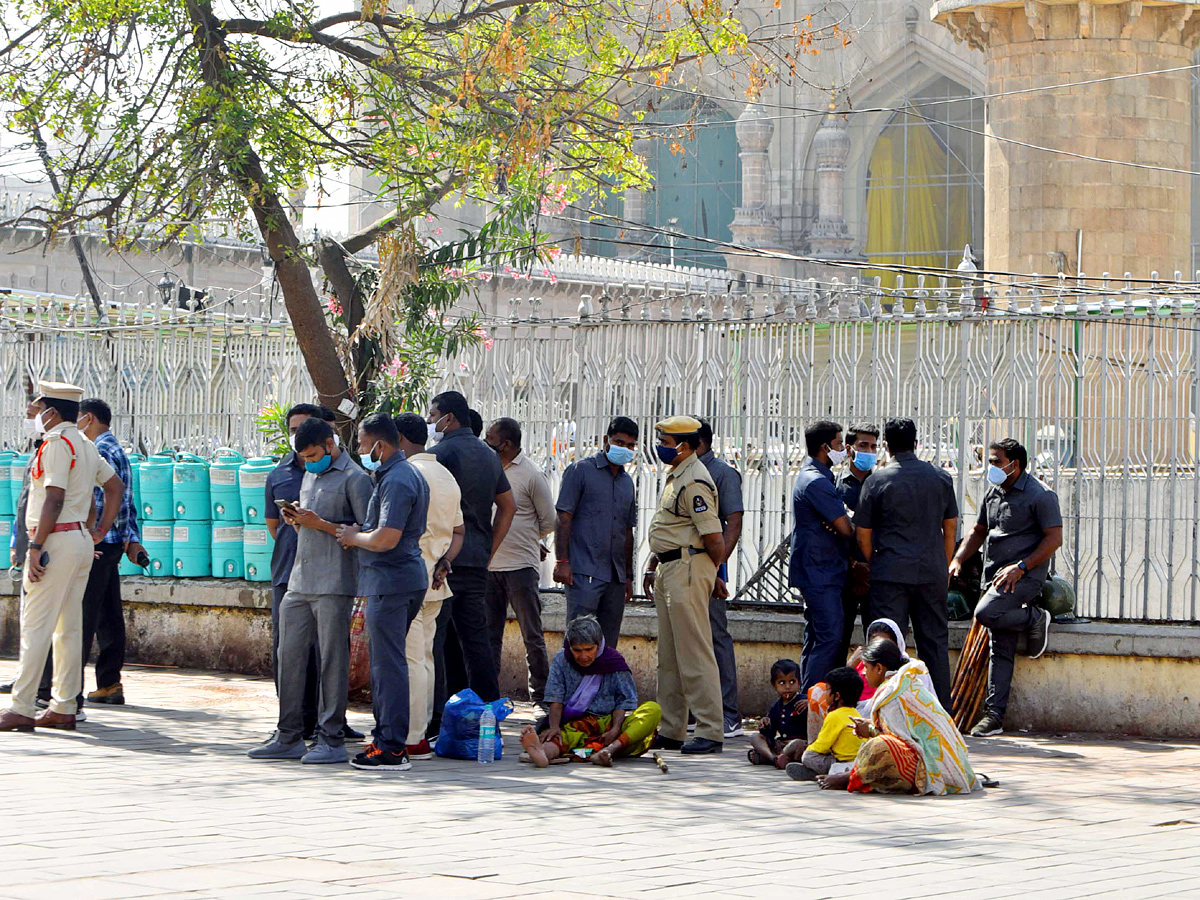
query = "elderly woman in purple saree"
(520, 616, 662, 767)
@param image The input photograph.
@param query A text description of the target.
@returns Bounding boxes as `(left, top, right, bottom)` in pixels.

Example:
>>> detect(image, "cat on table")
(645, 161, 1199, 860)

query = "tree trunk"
(188, 0, 353, 416)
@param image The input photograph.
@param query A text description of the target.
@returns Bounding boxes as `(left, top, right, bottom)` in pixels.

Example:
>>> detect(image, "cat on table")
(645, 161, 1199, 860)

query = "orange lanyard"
(32, 435, 76, 480)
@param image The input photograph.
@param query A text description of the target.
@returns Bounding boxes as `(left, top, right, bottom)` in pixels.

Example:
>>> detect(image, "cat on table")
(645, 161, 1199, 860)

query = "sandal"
(747, 748, 763, 765)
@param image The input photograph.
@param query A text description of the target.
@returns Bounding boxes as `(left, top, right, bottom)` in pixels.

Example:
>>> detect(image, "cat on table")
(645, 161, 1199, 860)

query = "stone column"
(807, 104, 859, 258)
(933, 0, 1198, 277)
(729, 102, 783, 249)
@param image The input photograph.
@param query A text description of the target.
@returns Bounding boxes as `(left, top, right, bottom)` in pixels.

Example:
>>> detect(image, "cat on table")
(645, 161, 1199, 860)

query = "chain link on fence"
(6, 272, 1200, 622)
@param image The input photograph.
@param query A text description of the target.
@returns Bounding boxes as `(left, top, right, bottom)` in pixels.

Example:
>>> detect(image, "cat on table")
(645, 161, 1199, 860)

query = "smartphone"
(274, 498, 298, 510)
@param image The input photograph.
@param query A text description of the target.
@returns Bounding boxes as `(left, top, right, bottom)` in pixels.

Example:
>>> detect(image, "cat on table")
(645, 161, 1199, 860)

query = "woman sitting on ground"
(520, 615, 661, 768)
(817, 637, 982, 796)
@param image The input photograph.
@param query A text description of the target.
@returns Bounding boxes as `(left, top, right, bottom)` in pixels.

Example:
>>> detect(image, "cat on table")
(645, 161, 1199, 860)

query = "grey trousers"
(486, 568, 550, 702)
(801, 748, 834, 774)
(974, 578, 1043, 720)
(565, 575, 625, 647)
(708, 594, 740, 730)
(277, 591, 353, 747)
(869, 579, 953, 710)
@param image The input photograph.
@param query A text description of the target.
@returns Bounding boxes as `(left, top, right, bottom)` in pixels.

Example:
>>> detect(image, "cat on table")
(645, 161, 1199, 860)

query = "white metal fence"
(5, 276, 1200, 622)
(0, 288, 312, 456)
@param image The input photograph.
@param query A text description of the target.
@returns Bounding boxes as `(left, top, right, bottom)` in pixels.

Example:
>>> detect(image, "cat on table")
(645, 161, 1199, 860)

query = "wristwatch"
(1017, 560, 1027, 572)
(28, 542, 43, 551)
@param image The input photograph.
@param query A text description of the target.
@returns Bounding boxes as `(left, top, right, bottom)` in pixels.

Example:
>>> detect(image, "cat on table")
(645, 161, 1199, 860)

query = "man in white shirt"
(485, 418, 556, 705)
(394, 413, 464, 759)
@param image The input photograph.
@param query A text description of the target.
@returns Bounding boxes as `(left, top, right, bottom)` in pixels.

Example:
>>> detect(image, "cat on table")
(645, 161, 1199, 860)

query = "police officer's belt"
(658, 547, 705, 563)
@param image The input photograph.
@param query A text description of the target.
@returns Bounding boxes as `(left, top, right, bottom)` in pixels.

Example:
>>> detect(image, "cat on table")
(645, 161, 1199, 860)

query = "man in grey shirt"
(855, 417, 958, 708)
(554, 416, 639, 647)
(951, 438, 1062, 736)
(249, 417, 372, 764)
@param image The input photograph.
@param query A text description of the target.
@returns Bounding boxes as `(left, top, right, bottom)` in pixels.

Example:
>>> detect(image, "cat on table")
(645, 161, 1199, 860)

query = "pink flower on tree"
(326, 297, 344, 317)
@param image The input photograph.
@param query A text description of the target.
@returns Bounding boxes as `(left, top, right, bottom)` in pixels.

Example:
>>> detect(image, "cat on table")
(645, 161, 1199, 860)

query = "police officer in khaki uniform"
(645, 416, 727, 754)
(0, 382, 125, 732)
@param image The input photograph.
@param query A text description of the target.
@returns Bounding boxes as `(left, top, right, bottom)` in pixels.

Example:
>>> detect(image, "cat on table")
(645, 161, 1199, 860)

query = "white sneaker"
(723, 725, 744, 739)
(75, 708, 87, 723)
(686, 722, 697, 733)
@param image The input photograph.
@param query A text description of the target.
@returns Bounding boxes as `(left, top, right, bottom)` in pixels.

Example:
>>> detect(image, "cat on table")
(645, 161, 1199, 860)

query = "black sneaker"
(1027, 608, 1051, 659)
(341, 723, 365, 742)
(0, 682, 12, 694)
(680, 737, 723, 755)
(970, 713, 1004, 737)
(350, 743, 412, 773)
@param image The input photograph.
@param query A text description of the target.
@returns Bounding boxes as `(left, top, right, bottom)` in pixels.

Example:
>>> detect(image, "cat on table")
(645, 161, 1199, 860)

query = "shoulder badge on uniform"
(693, 494, 709, 513)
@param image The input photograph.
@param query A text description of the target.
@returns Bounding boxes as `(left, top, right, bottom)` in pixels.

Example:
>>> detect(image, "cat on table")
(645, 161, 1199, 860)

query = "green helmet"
(1037, 576, 1076, 617)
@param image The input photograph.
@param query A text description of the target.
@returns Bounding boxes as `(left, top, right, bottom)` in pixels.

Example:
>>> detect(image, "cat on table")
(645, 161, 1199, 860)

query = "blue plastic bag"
(434, 689, 515, 760)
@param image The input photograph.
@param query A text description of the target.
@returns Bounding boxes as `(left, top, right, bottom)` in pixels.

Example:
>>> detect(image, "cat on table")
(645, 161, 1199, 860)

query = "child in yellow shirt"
(786, 666, 864, 782)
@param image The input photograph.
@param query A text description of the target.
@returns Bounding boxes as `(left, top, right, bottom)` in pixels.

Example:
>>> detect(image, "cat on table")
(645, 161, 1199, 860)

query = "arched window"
(863, 76, 984, 283)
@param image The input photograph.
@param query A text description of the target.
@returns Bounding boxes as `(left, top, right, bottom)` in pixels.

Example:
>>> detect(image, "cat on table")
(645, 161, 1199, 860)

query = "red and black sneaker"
(406, 738, 435, 761)
(350, 742, 412, 773)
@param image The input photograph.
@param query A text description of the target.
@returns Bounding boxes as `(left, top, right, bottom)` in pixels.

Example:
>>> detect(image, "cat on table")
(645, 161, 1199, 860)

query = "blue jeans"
(800, 585, 845, 693)
(366, 590, 425, 753)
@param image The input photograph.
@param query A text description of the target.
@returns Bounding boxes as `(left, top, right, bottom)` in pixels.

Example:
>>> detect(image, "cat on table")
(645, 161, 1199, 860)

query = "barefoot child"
(748, 659, 806, 768)
(786, 666, 864, 781)
(520, 616, 661, 768)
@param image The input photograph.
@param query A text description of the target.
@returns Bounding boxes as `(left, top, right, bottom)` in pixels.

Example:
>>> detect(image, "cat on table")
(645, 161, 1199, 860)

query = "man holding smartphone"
(1, 382, 125, 732)
(250, 417, 372, 763)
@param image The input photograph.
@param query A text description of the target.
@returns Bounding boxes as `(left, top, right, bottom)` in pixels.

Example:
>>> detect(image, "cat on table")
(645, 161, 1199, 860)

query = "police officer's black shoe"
(680, 737, 723, 754)
(652, 735, 685, 751)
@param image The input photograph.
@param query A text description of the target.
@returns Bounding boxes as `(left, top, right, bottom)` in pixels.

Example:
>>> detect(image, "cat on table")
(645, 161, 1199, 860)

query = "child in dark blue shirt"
(748, 659, 807, 769)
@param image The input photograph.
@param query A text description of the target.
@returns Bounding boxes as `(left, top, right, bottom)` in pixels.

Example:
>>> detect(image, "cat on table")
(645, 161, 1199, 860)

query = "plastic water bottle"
(477, 705, 497, 765)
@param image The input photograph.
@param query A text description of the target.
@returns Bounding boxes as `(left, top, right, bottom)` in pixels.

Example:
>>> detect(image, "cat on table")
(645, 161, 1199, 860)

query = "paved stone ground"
(1, 660, 1198, 900)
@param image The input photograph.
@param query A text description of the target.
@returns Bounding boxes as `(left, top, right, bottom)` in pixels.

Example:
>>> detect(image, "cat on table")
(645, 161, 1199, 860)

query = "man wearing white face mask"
(788, 420, 855, 693)
(1, 382, 125, 733)
(950, 438, 1062, 737)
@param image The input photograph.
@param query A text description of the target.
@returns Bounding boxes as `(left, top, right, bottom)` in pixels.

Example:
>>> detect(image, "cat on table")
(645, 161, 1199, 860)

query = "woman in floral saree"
(818, 637, 982, 796)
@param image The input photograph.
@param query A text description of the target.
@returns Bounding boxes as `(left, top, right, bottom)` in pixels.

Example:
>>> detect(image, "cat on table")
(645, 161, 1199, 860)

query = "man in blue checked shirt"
(70, 399, 145, 707)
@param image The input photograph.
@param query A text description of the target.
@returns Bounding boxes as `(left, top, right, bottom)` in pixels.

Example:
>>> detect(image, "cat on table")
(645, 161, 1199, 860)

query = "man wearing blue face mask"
(836, 423, 879, 662)
(554, 416, 639, 647)
(249, 416, 372, 764)
(950, 438, 1062, 737)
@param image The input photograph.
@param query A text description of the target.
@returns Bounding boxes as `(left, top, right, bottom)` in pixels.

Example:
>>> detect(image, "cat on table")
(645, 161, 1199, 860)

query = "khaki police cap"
(655, 415, 702, 436)
(36, 380, 84, 402)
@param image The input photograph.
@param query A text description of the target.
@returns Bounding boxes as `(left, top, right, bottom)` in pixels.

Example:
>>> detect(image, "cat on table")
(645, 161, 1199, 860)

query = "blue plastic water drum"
(141, 522, 173, 577)
(242, 524, 275, 582)
(126, 452, 145, 522)
(238, 457, 276, 525)
(172, 454, 210, 521)
(0, 515, 13, 554)
(211, 524, 244, 579)
(210, 449, 245, 522)
(139, 454, 175, 522)
(172, 520, 212, 577)
(0, 452, 15, 517)
(9, 453, 29, 511)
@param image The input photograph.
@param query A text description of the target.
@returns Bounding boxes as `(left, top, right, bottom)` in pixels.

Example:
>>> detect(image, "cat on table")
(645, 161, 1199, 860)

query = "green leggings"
(557, 702, 663, 756)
